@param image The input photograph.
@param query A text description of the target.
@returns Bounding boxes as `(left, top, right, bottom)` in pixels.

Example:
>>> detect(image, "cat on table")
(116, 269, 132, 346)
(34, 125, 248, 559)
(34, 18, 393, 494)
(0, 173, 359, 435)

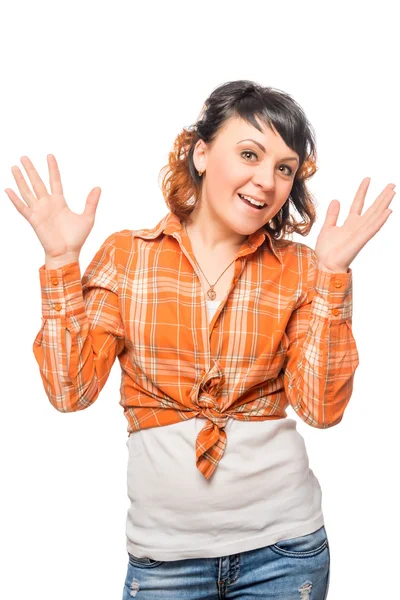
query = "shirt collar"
(132, 210, 283, 264)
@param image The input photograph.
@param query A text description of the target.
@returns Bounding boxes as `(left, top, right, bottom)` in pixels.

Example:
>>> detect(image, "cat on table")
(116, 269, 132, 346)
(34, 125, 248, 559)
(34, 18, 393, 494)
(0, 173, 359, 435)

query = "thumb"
(83, 187, 101, 218)
(323, 199, 340, 227)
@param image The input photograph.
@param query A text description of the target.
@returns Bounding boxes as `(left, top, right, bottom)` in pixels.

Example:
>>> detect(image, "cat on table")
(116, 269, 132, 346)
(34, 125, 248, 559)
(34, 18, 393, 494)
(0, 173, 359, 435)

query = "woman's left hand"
(315, 177, 396, 273)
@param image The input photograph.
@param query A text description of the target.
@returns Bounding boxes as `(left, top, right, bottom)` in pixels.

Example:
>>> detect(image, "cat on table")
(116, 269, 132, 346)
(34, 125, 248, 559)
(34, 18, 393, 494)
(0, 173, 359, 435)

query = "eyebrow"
(236, 138, 299, 163)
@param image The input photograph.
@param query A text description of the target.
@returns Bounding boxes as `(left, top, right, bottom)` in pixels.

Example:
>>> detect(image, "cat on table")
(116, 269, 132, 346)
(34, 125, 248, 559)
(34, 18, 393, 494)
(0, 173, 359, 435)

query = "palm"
(30, 193, 94, 257)
(6, 154, 101, 258)
(315, 178, 396, 271)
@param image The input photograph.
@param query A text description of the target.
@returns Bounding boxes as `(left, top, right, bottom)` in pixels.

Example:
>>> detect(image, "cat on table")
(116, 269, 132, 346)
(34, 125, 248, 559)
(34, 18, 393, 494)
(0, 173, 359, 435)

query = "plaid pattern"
(33, 210, 359, 480)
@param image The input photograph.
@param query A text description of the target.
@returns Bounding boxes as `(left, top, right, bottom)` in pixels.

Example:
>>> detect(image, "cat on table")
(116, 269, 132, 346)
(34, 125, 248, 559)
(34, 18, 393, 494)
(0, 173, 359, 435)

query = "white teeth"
(239, 194, 266, 207)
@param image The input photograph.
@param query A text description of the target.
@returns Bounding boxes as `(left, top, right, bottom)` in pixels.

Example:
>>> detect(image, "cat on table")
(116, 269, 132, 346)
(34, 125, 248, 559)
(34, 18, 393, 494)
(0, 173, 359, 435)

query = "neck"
(183, 209, 247, 254)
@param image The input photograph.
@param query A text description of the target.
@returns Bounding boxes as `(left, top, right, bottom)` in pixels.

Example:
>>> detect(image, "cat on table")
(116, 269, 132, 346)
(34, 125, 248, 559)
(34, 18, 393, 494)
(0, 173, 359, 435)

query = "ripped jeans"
(122, 524, 330, 599)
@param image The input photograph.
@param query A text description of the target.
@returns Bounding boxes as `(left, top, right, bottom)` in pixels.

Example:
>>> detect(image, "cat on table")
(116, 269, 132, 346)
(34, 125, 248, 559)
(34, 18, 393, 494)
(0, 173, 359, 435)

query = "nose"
(252, 165, 276, 192)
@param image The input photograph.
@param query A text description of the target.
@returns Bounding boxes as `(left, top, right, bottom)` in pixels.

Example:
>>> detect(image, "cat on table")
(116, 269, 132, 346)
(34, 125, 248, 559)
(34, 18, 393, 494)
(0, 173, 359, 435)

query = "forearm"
(34, 259, 123, 412)
(45, 255, 79, 376)
(45, 254, 78, 384)
(284, 261, 360, 428)
(66, 328, 72, 373)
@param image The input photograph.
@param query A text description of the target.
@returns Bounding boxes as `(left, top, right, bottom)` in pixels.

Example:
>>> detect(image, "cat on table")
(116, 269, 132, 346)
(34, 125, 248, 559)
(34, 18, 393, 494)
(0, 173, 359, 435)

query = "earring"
(198, 170, 203, 177)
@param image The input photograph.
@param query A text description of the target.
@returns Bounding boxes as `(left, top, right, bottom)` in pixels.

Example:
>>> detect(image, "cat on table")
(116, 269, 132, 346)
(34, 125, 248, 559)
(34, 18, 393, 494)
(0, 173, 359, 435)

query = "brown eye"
(279, 165, 294, 176)
(241, 151, 294, 176)
(241, 151, 258, 161)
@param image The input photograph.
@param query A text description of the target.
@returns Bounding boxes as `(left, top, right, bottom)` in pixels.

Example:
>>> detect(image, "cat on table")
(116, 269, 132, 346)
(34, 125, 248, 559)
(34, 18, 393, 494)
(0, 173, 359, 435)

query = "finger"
(11, 165, 37, 206)
(343, 208, 392, 264)
(47, 154, 64, 195)
(322, 199, 340, 227)
(83, 187, 101, 219)
(349, 177, 371, 215)
(20, 155, 49, 199)
(363, 186, 396, 220)
(374, 185, 396, 212)
(5, 187, 33, 221)
(364, 207, 394, 242)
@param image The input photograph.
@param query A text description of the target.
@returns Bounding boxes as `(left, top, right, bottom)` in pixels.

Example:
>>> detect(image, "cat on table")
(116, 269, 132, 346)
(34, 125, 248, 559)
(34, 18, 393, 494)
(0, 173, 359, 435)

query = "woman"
(6, 80, 395, 599)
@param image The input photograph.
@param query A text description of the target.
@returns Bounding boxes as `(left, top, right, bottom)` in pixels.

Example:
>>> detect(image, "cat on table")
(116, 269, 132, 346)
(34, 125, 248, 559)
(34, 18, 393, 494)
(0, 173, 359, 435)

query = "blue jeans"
(122, 525, 330, 599)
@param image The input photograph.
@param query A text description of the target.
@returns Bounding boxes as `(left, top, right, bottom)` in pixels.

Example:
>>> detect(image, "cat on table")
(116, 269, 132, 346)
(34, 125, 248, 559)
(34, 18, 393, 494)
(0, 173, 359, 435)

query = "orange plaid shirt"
(33, 210, 360, 480)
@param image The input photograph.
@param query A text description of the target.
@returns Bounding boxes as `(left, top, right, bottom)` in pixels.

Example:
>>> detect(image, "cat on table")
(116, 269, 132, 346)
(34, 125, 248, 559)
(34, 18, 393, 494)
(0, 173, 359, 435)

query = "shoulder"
(113, 216, 167, 245)
(113, 229, 137, 245)
(113, 227, 165, 252)
(278, 239, 317, 268)
(277, 241, 318, 295)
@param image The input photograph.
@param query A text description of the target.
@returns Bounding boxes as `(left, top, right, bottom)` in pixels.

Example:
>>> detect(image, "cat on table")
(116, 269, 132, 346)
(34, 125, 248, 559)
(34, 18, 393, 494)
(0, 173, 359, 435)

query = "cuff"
(39, 261, 85, 318)
(311, 266, 353, 322)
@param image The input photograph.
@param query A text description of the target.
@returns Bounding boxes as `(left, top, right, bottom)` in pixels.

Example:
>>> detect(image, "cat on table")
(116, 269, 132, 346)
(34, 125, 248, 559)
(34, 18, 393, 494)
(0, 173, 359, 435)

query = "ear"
(193, 138, 208, 174)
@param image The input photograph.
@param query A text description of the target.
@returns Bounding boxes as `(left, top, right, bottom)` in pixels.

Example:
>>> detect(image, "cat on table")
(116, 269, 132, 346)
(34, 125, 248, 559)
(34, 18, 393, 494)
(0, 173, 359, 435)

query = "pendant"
(207, 288, 217, 300)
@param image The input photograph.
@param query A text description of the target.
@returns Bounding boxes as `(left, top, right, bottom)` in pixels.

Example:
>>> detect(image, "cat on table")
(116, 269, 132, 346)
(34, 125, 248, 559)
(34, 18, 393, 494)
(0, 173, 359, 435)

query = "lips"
(238, 194, 267, 211)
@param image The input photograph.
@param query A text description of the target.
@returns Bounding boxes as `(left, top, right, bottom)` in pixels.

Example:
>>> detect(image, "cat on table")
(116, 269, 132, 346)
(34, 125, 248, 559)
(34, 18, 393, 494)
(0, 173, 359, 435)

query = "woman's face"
(193, 115, 300, 237)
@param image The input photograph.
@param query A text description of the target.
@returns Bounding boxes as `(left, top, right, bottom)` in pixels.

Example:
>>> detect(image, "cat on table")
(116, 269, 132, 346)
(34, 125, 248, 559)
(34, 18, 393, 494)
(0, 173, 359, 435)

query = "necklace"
(183, 220, 237, 301)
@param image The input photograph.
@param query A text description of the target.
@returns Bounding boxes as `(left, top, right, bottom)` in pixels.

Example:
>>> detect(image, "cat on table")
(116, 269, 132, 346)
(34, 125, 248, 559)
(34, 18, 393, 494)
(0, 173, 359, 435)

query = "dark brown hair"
(158, 80, 318, 248)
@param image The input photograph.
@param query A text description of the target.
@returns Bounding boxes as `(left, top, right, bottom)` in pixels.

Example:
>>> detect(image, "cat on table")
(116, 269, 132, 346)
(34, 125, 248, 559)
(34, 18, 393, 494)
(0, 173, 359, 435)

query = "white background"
(0, 1, 398, 598)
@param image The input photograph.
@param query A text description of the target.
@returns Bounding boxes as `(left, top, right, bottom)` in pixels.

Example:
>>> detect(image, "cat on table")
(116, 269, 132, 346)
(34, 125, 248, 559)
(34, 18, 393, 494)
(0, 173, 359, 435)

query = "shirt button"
(54, 303, 62, 311)
(332, 308, 340, 316)
(51, 278, 59, 286)
(333, 280, 342, 288)
(233, 278, 238, 284)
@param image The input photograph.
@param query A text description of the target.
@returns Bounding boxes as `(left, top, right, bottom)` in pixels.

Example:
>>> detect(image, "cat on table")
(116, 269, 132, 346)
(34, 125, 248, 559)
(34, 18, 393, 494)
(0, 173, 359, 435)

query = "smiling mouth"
(238, 194, 268, 210)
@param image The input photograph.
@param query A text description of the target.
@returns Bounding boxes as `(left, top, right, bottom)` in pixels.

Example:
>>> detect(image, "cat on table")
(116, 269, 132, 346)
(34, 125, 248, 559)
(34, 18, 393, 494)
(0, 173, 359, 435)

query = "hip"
(122, 524, 330, 600)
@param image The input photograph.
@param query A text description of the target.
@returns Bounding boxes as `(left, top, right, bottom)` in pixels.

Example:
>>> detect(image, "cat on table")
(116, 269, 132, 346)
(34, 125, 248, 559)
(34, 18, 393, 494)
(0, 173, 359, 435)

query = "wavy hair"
(158, 80, 318, 248)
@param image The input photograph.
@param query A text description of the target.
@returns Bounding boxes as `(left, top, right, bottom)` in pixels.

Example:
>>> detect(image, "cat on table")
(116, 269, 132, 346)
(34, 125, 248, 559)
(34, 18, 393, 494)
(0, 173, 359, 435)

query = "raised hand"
(5, 154, 101, 259)
(315, 178, 396, 272)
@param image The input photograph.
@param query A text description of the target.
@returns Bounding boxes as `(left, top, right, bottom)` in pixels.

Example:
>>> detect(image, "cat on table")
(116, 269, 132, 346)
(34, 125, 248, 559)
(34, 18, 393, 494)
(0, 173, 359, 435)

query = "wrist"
(45, 252, 80, 270)
(318, 262, 349, 273)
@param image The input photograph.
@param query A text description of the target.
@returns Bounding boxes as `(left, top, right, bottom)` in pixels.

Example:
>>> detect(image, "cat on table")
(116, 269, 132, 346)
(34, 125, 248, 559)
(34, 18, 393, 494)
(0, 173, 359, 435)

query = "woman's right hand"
(5, 154, 101, 259)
